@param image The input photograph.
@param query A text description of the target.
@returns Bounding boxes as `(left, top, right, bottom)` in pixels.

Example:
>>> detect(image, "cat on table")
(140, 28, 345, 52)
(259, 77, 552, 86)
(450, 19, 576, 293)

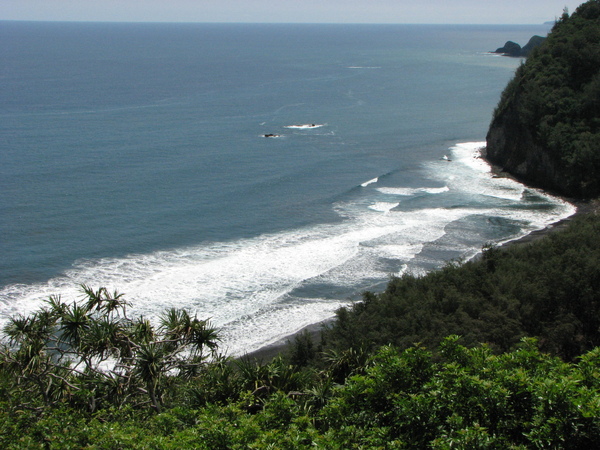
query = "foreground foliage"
(0, 286, 219, 414)
(2, 213, 600, 447)
(1, 335, 599, 448)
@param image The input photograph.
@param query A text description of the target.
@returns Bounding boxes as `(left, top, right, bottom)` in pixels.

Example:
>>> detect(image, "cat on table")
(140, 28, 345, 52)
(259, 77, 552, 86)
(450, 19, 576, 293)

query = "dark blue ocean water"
(0, 22, 574, 354)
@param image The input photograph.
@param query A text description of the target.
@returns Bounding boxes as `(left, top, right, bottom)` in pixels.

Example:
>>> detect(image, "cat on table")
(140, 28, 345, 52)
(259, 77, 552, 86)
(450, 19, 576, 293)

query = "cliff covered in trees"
(486, 0, 600, 198)
(323, 212, 600, 363)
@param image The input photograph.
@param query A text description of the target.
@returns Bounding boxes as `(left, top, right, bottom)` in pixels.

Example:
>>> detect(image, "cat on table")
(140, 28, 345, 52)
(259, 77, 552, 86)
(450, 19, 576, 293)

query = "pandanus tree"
(1, 309, 65, 409)
(0, 286, 220, 413)
(134, 341, 170, 413)
(159, 307, 219, 355)
(81, 285, 127, 311)
(59, 303, 90, 349)
(158, 307, 220, 381)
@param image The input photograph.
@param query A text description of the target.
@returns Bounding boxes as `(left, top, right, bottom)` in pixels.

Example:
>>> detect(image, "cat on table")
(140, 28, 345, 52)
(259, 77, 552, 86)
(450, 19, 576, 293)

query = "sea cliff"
(486, 0, 600, 199)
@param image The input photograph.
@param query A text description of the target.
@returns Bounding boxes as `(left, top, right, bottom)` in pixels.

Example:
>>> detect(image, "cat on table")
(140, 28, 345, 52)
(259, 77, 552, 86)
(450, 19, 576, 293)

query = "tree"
(0, 286, 220, 413)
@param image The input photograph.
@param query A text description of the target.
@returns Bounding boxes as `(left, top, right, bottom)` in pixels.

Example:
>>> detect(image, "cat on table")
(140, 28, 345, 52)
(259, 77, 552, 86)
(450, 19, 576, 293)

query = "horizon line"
(0, 18, 555, 26)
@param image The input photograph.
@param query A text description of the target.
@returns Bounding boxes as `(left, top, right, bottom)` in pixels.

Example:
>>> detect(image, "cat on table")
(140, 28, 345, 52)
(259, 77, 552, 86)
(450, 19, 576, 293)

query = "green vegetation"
(323, 212, 600, 362)
(3, 2, 600, 447)
(2, 323, 600, 447)
(2, 212, 600, 447)
(0, 286, 220, 415)
(487, 0, 600, 197)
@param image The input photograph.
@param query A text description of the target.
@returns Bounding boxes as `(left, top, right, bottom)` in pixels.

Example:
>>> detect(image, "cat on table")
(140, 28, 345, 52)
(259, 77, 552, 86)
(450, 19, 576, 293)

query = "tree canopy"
(487, 0, 600, 198)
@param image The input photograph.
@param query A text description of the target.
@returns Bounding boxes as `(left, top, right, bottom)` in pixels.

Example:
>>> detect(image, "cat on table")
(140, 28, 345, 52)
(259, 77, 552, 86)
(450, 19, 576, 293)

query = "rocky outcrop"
(492, 35, 546, 57)
(493, 41, 523, 57)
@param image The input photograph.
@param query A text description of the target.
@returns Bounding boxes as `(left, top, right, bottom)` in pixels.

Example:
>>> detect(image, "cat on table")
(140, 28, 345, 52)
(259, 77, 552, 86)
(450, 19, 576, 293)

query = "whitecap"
(361, 177, 378, 187)
(368, 202, 400, 213)
(377, 244, 424, 261)
(422, 186, 450, 194)
(284, 124, 324, 129)
(450, 141, 489, 173)
(375, 186, 449, 196)
(376, 187, 419, 196)
(448, 143, 527, 200)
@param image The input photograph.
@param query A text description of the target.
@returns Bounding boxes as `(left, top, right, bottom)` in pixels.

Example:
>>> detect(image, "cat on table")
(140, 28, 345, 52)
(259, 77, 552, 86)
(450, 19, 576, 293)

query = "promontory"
(486, 1, 600, 199)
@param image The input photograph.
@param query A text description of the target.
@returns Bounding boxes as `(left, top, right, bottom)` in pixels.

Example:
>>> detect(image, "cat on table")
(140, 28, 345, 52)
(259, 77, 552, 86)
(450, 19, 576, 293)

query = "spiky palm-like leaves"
(188, 320, 220, 358)
(59, 303, 91, 348)
(4, 309, 57, 347)
(0, 286, 220, 413)
(1, 318, 63, 408)
(159, 307, 219, 357)
(81, 284, 129, 318)
(134, 342, 170, 412)
(133, 316, 155, 339)
(135, 342, 169, 383)
(159, 307, 192, 343)
(322, 346, 370, 383)
(80, 317, 123, 360)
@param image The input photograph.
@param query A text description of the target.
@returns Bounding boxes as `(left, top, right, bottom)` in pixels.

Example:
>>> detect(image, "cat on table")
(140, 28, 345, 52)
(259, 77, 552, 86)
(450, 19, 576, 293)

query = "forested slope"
(323, 211, 600, 362)
(486, 0, 600, 198)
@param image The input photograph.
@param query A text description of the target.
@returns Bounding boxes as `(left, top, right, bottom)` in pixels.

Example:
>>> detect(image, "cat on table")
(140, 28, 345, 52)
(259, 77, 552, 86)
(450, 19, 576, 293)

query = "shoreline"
(240, 198, 590, 363)
(237, 318, 333, 362)
(239, 144, 596, 363)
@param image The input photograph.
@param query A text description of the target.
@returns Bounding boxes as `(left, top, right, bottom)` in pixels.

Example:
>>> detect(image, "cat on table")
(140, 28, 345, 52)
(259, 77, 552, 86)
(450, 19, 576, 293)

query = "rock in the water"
(492, 36, 546, 57)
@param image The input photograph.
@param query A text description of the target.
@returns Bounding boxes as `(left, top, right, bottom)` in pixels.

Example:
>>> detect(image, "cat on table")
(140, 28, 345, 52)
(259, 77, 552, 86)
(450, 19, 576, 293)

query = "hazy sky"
(0, 1, 585, 24)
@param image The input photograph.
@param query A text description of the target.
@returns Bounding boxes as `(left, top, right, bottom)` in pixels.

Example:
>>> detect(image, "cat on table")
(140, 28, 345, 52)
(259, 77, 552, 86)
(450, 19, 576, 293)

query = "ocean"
(0, 22, 575, 355)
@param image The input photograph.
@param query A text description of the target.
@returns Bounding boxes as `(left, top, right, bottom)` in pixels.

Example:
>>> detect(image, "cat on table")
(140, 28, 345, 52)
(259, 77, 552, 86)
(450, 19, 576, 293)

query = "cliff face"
(485, 68, 564, 194)
(485, 0, 600, 199)
(486, 100, 561, 194)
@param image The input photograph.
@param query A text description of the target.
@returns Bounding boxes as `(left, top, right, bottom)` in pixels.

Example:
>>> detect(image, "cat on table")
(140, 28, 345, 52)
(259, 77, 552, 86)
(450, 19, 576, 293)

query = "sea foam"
(0, 141, 576, 356)
(361, 177, 378, 187)
(284, 124, 325, 129)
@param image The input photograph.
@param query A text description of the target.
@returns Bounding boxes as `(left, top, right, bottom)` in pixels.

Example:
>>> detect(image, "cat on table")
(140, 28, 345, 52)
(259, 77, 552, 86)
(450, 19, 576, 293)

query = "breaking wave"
(0, 141, 575, 356)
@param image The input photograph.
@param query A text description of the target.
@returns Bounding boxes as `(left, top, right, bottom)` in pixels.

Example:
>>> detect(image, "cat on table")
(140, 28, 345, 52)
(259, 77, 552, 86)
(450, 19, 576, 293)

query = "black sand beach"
(239, 197, 594, 363)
